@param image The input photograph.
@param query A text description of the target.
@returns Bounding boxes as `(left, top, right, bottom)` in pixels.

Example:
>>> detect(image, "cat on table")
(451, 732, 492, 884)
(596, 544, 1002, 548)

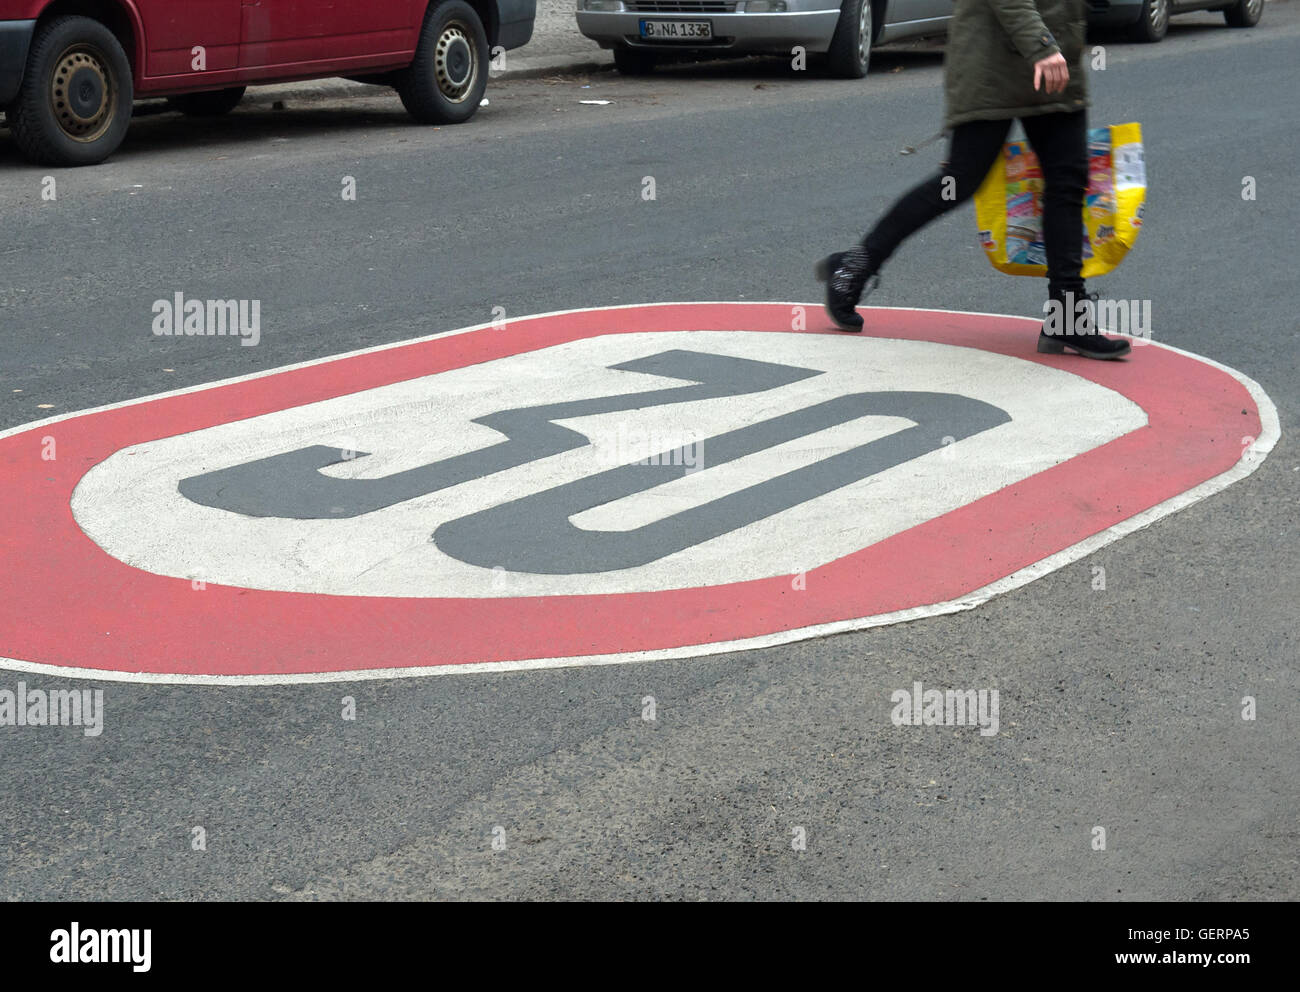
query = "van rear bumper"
(497, 0, 536, 50)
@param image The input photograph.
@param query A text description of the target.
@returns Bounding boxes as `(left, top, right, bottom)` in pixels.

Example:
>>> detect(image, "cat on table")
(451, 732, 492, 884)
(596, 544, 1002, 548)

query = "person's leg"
(863, 117, 1013, 265)
(1023, 111, 1130, 358)
(818, 117, 1012, 331)
(1020, 110, 1087, 302)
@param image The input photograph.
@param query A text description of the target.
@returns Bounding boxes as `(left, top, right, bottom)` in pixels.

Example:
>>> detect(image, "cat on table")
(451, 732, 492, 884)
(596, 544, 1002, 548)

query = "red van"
(0, 0, 535, 166)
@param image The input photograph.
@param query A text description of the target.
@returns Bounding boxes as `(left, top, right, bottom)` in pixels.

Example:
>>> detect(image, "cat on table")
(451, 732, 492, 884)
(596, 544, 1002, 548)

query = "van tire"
(395, 0, 489, 125)
(8, 15, 133, 166)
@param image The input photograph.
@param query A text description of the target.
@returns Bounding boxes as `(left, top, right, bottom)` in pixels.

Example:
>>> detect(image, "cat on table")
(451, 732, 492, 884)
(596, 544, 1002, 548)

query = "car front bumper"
(576, 7, 841, 54)
(0, 20, 36, 106)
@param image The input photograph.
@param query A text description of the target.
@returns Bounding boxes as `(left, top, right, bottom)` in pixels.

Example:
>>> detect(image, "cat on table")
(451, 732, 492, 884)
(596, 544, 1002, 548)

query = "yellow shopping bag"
(974, 122, 1146, 278)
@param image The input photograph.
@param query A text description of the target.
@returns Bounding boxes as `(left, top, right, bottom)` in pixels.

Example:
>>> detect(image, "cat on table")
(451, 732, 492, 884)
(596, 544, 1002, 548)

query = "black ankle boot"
(1037, 290, 1132, 360)
(815, 246, 879, 332)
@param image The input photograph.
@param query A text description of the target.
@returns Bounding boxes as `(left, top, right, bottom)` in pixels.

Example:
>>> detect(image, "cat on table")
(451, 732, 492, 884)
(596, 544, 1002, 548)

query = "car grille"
(625, 2, 738, 12)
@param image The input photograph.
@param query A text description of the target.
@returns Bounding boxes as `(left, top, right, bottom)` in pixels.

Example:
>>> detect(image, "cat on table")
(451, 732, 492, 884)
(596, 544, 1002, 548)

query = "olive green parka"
(943, 0, 1090, 129)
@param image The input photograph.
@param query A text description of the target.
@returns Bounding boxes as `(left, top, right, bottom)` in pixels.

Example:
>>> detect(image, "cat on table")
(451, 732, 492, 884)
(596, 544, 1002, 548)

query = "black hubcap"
(68, 67, 104, 118)
(445, 38, 470, 87)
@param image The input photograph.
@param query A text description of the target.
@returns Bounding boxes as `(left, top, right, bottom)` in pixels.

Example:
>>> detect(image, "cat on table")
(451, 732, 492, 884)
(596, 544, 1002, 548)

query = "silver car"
(575, 0, 953, 78)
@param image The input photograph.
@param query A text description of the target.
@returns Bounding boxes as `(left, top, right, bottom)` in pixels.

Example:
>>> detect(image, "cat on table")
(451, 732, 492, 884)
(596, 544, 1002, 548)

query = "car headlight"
(743, 0, 788, 10)
(579, 0, 626, 10)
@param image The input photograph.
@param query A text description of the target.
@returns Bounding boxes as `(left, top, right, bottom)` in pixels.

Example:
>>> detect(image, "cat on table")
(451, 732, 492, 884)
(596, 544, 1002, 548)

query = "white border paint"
(0, 304, 1281, 686)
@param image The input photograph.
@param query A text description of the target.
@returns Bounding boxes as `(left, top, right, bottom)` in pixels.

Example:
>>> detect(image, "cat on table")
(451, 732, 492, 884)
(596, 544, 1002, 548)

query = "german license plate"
(639, 19, 713, 40)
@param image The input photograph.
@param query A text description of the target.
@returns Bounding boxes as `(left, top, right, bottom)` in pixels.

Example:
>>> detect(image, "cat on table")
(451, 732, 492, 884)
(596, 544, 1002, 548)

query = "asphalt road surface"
(1, 7, 1297, 900)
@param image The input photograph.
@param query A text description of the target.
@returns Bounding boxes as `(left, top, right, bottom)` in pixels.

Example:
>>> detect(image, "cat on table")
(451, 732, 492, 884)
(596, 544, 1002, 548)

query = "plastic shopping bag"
(974, 122, 1146, 278)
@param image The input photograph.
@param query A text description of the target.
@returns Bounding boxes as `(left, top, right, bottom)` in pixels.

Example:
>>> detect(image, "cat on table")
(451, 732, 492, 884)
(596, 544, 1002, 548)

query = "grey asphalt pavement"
(0, 6, 1296, 900)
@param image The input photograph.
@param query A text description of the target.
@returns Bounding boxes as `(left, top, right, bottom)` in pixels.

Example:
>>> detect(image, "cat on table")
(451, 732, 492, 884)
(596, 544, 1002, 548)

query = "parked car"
(576, 0, 953, 78)
(0, 0, 536, 166)
(1087, 0, 1263, 43)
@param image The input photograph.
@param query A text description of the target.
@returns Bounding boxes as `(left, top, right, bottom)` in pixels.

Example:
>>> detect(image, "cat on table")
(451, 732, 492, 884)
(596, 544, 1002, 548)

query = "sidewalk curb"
(499, 58, 613, 80)
(237, 55, 614, 108)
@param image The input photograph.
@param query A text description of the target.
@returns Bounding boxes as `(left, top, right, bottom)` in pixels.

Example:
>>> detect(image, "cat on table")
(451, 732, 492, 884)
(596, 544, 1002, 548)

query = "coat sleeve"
(985, 0, 1061, 64)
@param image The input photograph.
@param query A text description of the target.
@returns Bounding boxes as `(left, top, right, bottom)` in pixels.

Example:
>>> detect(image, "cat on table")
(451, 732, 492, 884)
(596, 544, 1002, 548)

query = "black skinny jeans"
(863, 110, 1089, 298)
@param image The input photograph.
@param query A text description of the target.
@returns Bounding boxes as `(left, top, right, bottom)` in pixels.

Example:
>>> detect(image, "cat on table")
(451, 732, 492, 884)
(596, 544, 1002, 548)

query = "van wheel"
(613, 47, 656, 75)
(8, 15, 133, 166)
(826, 0, 872, 79)
(395, 0, 489, 124)
(167, 87, 246, 117)
(1223, 0, 1263, 27)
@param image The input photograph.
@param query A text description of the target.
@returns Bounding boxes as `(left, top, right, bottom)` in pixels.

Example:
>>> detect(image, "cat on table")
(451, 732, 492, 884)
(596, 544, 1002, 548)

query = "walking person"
(817, 0, 1131, 359)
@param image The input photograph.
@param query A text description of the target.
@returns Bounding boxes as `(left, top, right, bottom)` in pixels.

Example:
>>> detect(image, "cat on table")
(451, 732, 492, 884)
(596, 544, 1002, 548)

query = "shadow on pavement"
(0, 100, 424, 172)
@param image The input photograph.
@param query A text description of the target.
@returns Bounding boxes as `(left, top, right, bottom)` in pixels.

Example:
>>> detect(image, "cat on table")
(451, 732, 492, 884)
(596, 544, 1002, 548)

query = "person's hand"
(1033, 52, 1069, 94)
